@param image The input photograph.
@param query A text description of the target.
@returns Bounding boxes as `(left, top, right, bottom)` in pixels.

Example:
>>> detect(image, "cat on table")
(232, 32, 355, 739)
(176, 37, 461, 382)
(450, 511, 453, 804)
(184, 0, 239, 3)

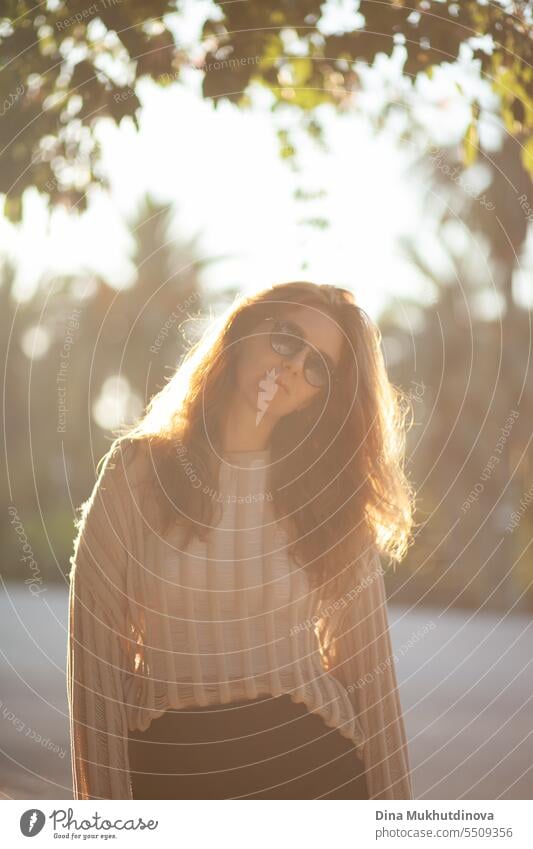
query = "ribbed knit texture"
(67, 439, 413, 800)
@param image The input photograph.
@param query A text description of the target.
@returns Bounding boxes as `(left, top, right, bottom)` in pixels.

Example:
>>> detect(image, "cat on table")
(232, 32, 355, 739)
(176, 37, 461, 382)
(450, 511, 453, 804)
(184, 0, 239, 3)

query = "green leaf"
(521, 136, 533, 181)
(3, 194, 23, 223)
(463, 120, 478, 168)
(290, 57, 312, 86)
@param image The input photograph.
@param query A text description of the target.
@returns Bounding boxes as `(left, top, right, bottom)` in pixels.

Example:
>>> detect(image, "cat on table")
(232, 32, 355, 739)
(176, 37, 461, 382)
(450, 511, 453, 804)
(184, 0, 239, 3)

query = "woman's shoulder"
(103, 436, 150, 483)
(99, 435, 154, 490)
(103, 435, 173, 532)
(75, 436, 155, 533)
(70, 437, 154, 579)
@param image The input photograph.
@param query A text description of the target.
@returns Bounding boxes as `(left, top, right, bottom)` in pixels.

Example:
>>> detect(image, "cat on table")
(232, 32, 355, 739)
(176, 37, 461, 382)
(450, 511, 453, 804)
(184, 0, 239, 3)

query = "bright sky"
(2, 3, 515, 322)
(6, 86, 421, 320)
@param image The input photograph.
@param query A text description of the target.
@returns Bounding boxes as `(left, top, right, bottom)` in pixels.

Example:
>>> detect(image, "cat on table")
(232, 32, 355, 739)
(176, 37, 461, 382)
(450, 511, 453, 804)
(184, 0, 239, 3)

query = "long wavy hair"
(114, 281, 415, 613)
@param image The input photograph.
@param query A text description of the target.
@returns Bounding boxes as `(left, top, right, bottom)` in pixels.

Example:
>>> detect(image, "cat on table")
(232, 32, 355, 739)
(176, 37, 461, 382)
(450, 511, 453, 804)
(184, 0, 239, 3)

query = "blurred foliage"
(1, 0, 532, 222)
(1, 194, 240, 585)
(1, 1, 532, 610)
(2, 165, 531, 612)
(379, 132, 533, 612)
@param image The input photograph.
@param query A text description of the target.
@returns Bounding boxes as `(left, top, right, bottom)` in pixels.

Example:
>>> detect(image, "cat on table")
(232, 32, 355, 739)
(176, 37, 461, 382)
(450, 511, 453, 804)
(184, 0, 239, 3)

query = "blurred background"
(1, 0, 532, 800)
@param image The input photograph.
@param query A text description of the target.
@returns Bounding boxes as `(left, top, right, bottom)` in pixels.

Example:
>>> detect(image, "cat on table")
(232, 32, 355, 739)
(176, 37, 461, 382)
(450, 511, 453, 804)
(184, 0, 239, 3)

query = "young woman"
(67, 280, 415, 800)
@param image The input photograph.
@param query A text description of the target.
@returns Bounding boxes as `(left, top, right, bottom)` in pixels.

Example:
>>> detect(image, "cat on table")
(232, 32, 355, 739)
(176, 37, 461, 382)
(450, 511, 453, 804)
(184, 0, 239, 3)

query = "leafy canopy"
(0, 0, 531, 221)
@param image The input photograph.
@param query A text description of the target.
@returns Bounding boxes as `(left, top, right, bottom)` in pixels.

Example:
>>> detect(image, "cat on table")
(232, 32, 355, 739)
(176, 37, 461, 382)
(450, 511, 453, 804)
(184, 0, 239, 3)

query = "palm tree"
(2, 195, 240, 583)
(379, 138, 533, 612)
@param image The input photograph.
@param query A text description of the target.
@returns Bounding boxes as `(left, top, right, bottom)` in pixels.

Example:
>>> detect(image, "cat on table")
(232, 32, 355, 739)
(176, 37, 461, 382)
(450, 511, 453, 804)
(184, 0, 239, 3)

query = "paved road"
(0, 585, 531, 799)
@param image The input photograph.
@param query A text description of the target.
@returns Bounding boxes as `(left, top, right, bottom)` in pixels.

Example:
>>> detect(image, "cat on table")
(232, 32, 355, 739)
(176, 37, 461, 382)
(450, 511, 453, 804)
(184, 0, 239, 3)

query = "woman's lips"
(276, 378, 290, 395)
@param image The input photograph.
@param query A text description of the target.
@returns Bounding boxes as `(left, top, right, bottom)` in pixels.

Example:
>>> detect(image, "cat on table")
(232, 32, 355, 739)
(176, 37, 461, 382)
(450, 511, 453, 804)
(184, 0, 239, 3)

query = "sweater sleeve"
(328, 547, 414, 800)
(67, 439, 138, 800)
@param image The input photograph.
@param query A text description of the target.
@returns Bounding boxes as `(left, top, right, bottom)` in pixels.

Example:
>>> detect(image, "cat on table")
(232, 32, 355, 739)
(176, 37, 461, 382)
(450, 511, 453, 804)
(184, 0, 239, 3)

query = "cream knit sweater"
(67, 439, 413, 800)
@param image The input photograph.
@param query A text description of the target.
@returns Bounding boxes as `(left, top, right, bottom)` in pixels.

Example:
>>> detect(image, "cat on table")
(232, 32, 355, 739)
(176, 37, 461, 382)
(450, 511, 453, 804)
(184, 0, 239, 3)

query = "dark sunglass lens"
(305, 353, 329, 388)
(271, 321, 301, 356)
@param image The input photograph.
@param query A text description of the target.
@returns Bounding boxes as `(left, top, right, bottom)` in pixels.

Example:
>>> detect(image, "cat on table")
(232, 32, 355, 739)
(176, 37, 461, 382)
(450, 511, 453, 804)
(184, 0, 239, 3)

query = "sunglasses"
(263, 317, 339, 389)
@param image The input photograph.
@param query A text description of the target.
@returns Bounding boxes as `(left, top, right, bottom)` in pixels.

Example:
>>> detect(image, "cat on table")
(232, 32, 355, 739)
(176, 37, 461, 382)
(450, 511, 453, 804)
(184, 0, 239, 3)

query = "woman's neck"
(219, 393, 273, 452)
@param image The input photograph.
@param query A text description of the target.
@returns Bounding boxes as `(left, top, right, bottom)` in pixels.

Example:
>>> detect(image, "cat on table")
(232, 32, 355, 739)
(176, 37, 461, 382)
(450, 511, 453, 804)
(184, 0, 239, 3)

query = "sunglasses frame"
(263, 316, 340, 389)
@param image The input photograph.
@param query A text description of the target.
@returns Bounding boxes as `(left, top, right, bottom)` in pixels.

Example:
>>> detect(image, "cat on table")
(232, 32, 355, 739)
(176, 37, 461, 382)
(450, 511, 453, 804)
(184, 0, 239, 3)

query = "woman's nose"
(283, 345, 308, 375)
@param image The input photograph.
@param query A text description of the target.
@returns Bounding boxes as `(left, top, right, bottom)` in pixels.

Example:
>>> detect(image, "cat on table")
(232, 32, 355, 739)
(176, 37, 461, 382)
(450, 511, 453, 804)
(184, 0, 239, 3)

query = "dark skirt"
(127, 693, 368, 799)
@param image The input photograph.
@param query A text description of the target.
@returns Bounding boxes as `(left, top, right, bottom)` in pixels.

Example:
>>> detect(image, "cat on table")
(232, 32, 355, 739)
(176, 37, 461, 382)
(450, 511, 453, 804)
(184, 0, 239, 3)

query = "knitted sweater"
(67, 439, 413, 800)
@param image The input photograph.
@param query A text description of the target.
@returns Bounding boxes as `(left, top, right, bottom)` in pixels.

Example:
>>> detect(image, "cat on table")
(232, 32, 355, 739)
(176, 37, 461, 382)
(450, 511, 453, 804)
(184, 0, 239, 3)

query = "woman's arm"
(328, 547, 414, 800)
(67, 439, 139, 800)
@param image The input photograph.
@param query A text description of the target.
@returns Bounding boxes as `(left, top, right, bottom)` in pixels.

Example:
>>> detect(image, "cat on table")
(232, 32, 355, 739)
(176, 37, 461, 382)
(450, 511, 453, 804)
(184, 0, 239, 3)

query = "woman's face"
(234, 304, 344, 422)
